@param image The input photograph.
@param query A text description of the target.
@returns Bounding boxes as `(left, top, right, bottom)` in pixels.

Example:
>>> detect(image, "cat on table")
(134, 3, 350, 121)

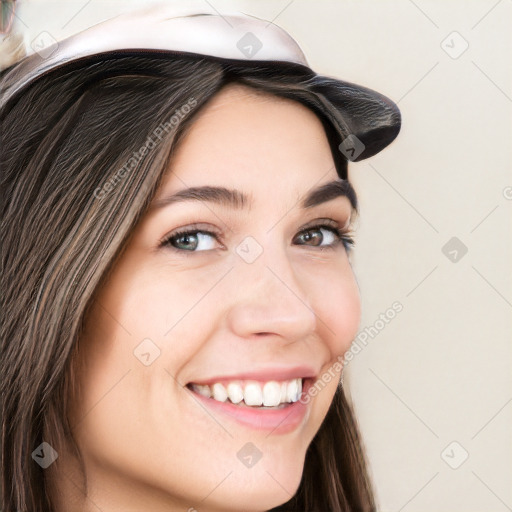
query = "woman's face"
(69, 83, 361, 512)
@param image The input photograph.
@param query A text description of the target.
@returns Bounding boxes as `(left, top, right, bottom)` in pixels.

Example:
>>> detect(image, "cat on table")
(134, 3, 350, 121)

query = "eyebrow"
(150, 179, 357, 211)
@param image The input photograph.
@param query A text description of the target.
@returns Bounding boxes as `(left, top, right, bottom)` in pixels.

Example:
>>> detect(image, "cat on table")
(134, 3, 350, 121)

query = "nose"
(226, 241, 317, 341)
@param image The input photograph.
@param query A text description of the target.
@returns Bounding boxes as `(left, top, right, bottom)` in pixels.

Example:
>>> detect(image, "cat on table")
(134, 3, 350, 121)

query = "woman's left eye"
(160, 223, 354, 253)
(293, 225, 354, 251)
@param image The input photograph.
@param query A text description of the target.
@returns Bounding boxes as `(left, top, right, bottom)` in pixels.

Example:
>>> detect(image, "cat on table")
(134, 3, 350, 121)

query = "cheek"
(85, 257, 211, 359)
(303, 263, 360, 417)
(72, 258, 219, 424)
(309, 263, 361, 358)
(69, 264, 206, 485)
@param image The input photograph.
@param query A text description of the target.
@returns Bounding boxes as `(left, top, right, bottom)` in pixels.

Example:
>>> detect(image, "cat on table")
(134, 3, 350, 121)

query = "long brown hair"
(1, 53, 375, 512)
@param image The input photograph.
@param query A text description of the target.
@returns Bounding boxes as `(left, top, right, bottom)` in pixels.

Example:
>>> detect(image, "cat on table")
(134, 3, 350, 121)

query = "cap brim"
(308, 75, 402, 161)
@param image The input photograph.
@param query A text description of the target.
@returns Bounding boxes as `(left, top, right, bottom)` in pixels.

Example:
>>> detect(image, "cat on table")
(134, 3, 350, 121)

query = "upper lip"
(187, 365, 318, 385)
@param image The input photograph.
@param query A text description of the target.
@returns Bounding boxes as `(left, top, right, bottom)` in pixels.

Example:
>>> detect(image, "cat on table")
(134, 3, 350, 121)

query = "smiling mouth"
(186, 377, 306, 409)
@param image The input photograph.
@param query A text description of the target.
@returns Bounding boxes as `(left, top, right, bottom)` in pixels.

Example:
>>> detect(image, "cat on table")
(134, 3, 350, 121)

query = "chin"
(216, 454, 305, 511)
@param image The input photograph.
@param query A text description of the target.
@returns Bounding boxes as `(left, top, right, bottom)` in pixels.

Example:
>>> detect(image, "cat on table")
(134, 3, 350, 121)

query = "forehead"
(159, 83, 339, 205)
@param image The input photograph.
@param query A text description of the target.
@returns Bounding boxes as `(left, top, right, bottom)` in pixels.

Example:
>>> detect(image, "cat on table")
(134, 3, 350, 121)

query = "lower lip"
(187, 380, 312, 435)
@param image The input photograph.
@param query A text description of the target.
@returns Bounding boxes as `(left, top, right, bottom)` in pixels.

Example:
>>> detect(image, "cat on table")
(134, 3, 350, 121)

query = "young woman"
(0, 5, 401, 511)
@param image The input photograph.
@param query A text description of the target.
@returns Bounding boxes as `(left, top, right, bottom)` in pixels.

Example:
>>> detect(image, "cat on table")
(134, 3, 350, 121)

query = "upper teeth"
(190, 378, 303, 406)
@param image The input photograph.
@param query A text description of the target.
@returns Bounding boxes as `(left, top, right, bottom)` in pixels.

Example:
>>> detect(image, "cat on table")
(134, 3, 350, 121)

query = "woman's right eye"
(161, 229, 219, 253)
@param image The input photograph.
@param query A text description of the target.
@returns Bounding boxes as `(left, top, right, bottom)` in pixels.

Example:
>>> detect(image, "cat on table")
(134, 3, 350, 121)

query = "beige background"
(7, 1, 512, 510)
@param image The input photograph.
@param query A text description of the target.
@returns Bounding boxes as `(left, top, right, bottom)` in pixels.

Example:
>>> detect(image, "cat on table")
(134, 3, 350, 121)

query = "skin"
(56, 83, 361, 512)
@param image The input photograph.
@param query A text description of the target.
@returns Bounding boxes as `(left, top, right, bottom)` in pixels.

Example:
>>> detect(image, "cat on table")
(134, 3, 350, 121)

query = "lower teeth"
(229, 400, 288, 409)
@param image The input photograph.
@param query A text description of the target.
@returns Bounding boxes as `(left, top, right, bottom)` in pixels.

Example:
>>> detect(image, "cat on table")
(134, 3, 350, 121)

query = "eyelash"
(159, 221, 354, 254)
